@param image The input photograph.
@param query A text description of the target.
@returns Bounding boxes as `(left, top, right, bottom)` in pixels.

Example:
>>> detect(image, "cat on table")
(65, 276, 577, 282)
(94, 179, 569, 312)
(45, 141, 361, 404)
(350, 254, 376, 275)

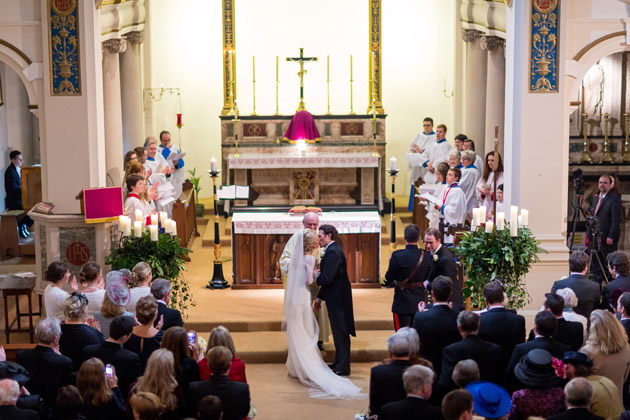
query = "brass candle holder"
(232, 109, 241, 158)
(579, 113, 592, 164)
(601, 113, 613, 163)
(206, 170, 230, 290)
(623, 113, 630, 163)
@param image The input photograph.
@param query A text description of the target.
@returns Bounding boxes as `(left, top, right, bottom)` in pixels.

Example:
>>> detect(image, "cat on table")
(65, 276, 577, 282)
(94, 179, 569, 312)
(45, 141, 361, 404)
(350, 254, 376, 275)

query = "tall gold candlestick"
(274, 55, 281, 116)
(349, 54, 356, 115)
(623, 113, 630, 163)
(250, 55, 257, 116)
(579, 113, 592, 163)
(601, 113, 613, 163)
(325, 55, 331, 115)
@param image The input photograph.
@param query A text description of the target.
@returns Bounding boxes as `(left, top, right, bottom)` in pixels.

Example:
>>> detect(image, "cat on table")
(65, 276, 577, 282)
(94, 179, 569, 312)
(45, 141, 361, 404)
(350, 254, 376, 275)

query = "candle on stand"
(118, 215, 126, 232)
(472, 208, 481, 226)
(159, 211, 167, 226)
(122, 219, 131, 237)
(170, 220, 178, 236)
(164, 218, 172, 233)
(150, 214, 158, 226)
(518, 215, 523, 226)
(149, 225, 158, 241)
(390, 157, 397, 171)
(496, 212, 505, 230)
(510, 219, 518, 237)
(510, 205, 518, 224)
(276, 55, 279, 82)
(485, 220, 494, 233)
(134, 221, 142, 238)
(135, 209, 143, 223)
(210, 157, 218, 173)
(520, 209, 529, 226)
(479, 206, 487, 222)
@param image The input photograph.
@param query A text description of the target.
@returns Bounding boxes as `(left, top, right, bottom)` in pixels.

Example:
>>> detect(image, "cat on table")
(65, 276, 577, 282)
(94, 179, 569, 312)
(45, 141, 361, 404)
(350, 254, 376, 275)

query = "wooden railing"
(172, 180, 199, 248)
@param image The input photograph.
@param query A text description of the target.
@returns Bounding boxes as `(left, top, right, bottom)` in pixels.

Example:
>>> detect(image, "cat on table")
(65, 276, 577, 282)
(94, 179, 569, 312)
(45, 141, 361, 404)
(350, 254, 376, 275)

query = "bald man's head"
(0, 379, 19, 405)
(302, 212, 319, 229)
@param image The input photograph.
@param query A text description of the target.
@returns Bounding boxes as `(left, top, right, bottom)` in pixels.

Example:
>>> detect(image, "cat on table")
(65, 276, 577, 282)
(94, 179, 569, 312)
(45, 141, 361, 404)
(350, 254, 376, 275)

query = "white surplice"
(476, 171, 504, 210)
(440, 183, 467, 226)
(416, 139, 452, 184)
(459, 165, 481, 214)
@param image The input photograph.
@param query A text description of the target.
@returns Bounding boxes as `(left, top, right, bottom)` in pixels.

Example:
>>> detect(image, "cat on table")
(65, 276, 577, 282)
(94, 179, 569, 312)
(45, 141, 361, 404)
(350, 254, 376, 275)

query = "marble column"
(121, 31, 144, 153)
(481, 36, 506, 156)
(102, 38, 127, 187)
(504, 0, 569, 312)
(463, 29, 488, 155)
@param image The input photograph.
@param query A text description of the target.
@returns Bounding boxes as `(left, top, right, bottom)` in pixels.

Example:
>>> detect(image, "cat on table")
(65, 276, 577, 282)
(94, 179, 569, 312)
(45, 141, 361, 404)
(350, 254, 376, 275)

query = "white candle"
(150, 214, 158, 226)
(170, 220, 177, 236)
(118, 215, 125, 232)
(390, 157, 397, 171)
(510, 205, 518, 224)
(149, 225, 158, 241)
(122, 218, 131, 237)
(479, 206, 487, 222)
(496, 212, 505, 230)
(210, 157, 217, 173)
(510, 219, 518, 237)
(518, 215, 523, 226)
(520, 209, 529, 226)
(159, 211, 167, 226)
(135, 209, 143, 223)
(472, 208, 480, 226)
(164, 218, 172, 233)
(134, 221, 143, 238)
(485, 220, 494, 233)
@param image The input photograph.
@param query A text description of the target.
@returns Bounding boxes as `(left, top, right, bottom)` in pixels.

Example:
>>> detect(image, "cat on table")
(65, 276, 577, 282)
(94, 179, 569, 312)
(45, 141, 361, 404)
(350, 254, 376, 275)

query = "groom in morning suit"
(314, 224, 355, 376)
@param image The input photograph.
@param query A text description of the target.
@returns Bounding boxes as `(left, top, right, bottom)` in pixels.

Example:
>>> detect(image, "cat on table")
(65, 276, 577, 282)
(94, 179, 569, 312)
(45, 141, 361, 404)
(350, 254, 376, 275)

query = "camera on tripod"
(573, 168, 585, 196)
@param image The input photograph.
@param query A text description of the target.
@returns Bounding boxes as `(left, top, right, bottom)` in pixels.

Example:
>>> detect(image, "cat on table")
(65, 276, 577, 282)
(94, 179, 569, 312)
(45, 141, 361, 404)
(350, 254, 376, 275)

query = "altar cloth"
(228, 153, 379, 169)
(231, 211, 381, 234)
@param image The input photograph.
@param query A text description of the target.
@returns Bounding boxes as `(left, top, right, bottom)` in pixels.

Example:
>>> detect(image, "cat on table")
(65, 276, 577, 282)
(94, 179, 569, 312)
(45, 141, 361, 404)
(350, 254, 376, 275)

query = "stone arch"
(0, 40, 40, 114)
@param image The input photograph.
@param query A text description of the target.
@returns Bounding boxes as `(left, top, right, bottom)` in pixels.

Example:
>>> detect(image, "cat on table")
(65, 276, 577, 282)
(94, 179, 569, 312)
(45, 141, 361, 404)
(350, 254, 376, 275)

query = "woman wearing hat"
(465, 381, 511, 420)
(94, 271, 133, 339)
(507, 349, 567, 420)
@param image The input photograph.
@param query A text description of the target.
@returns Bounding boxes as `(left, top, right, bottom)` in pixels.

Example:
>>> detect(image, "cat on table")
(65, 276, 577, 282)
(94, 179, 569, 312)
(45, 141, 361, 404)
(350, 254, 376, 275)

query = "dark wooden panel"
(243, 123, 267, 137)
(340, 122, 364, 136)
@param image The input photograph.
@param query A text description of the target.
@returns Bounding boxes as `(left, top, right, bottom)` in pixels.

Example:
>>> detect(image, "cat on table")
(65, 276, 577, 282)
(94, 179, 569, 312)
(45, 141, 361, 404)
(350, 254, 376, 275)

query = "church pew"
(172, 180, 199, 248)
(1, 343, 37, 362)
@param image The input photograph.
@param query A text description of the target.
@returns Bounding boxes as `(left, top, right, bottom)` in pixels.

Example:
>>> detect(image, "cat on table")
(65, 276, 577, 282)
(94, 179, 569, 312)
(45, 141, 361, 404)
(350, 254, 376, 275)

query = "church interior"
(1, 0, 630, 418)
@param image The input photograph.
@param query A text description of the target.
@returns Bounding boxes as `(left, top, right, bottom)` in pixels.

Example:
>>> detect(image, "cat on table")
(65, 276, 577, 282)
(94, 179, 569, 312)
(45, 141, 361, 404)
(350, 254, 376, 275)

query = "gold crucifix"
(286, 47, 318, 112)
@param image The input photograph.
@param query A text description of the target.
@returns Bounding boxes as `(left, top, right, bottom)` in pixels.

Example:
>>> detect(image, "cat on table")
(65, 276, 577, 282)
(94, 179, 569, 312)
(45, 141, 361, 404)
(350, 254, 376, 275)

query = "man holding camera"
(588, 174, 622, 284)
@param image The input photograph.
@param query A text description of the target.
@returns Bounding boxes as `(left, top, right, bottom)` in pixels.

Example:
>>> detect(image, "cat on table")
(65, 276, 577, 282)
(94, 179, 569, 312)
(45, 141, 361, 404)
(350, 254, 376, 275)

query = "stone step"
(184, 318, 393, 333)
(195, 330, 391, 364)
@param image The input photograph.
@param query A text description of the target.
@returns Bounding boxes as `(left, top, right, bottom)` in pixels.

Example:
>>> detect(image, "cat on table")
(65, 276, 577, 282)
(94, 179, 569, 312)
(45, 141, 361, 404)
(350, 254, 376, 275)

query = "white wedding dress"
(284, 230, 366, 400)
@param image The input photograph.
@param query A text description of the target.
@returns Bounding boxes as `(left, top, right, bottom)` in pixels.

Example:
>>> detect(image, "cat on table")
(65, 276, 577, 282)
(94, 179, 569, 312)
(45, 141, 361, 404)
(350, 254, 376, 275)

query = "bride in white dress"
(284, 228, 366, 400)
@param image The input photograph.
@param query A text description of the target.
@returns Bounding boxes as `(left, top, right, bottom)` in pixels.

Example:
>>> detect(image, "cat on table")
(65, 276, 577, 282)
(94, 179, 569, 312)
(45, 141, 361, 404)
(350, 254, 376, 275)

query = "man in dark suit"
(4, 150, 33, 238)
(151, 278, 183, 331)
(528, 293, 583, 351)
(442, 389, 474, 420)
(82, 315, 140, 396)
(603, 252, 630, 308)
(187, 346, 250, 420)
(16, 318, 75, 410)
(369, 333, 413, 417)
(547, 378, 606, 420)
(380, 365, 443, 420)
(384, 224, 432, 330)
(588, 174, 622, 284)
(0, 379, 38, 420)
(423, 228, 463, 308)
(438, 311, 503, 395)
(505, 311, 570, 392)
(551, 250, 600, 318)
(412, 276, 461, 380)
(314, 224, 356, 376)
(478, 281, 526, 372)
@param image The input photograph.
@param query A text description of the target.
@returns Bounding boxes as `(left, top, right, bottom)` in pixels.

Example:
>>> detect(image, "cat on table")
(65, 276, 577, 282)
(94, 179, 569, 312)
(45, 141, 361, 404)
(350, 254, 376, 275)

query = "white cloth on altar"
(459, 165, 481, 214)
(416, 139, 452, 185)
(228, 153, 379, 169)
(408, 131, 436, 182)
(476, 171, 504, 210)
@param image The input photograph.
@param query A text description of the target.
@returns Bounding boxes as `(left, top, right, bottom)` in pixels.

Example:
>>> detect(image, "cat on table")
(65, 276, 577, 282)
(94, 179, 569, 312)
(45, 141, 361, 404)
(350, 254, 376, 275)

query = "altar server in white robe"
(408, 117, 437, 182)
(144, 136, 176, 217)
(459, 150, 481, 214)
(476, 151, 504, 210)
(423, 162, 450, 229)
(279, 212, 331, 347)
(158, 130, 186, 199)
(124, 174, 153, 222)
(463, 138, 484, 178)
(417, 124, 452, 185)
(434, 167, 467, 228)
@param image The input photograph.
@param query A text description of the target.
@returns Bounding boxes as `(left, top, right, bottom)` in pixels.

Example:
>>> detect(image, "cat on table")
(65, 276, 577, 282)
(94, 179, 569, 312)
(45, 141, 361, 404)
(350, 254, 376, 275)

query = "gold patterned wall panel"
(48, 0, 81, 95)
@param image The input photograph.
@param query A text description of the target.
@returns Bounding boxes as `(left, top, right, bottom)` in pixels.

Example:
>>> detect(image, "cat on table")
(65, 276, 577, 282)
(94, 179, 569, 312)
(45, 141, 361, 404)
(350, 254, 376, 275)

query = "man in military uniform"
(384, 224, 433, 330)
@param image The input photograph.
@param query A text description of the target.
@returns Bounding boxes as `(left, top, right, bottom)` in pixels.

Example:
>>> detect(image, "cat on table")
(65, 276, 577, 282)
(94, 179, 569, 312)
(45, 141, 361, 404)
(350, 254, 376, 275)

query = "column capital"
(480, 35, 505, 52)
(462, 29, 481, 43)
(125, 31, 144, 45)
(102, 38, 127, 54)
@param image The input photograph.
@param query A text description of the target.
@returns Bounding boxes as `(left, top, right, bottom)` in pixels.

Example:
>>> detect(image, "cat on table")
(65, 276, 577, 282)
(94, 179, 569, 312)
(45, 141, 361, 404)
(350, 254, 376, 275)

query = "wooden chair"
(172, 180, 199, 248)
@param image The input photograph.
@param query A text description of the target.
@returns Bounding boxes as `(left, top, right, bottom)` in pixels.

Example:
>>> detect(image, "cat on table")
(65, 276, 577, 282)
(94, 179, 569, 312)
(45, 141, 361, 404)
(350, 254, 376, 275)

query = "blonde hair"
(77, 358, 112, 407)
(63, 292, 88, 320)
(100, 293, 125, 318)
(129, 262, 152, 287)
(135, 295, 158, 325)
(556, 288, 578, 308)
(587, 310, 629, 355)
(303, 228, 318, 253)
(135, 349, 178, 412)
(130, 392, 162, 420)
(208, 325, 236, 357)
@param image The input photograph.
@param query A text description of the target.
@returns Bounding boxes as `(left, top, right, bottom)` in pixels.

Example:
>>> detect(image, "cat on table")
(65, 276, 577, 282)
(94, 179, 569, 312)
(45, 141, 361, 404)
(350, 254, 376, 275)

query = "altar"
(230, 211, 381, 289)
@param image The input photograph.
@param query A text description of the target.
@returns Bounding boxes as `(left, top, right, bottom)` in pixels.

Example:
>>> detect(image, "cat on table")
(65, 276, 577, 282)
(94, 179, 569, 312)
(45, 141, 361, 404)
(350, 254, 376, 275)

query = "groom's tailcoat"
(317, 241, 356, 336)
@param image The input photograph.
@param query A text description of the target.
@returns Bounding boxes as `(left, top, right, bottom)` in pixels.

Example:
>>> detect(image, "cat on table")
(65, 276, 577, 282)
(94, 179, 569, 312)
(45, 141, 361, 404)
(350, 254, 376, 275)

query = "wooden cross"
(286, 47, 318, 111)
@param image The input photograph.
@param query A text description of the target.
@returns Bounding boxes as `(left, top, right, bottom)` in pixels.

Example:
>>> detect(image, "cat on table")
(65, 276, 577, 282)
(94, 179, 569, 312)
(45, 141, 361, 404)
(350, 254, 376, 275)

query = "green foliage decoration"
(105, 230, 195, 317)
(456, 223, 547, 309)
(188, 168, 202, 202)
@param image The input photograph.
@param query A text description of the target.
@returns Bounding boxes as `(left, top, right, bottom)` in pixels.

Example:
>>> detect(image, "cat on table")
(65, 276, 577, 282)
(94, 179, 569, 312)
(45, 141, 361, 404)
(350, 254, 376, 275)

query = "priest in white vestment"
(158, 130, 186, 199)
(416, 124, 452, 185)
(279, 212, 331, 346)
(459, 150, 481, 214)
